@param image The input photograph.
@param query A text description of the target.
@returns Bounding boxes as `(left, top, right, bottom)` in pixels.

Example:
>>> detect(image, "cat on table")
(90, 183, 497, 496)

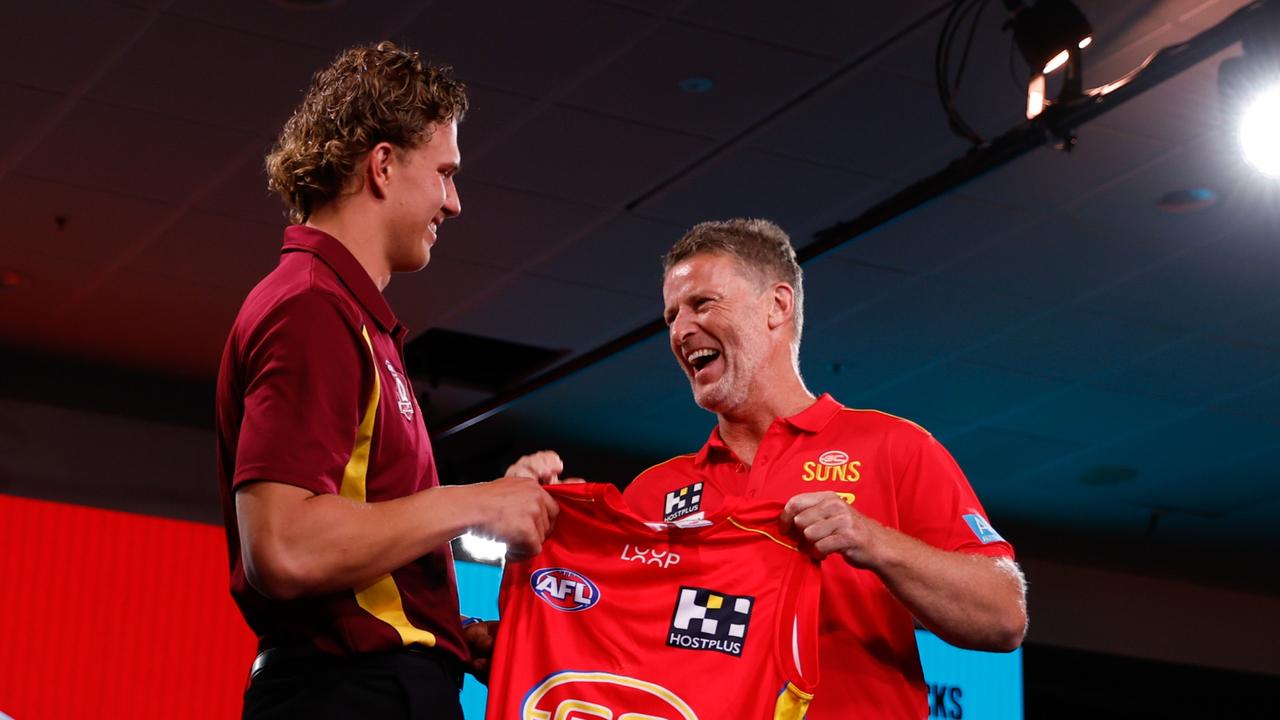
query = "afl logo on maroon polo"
(819, 450, 849, 466)
(531, 568, 600, 612)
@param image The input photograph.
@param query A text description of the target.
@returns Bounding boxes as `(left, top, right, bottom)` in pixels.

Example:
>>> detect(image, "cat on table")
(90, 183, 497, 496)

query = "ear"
(767, 282, 795, 331)
(366, 142, 397, 200)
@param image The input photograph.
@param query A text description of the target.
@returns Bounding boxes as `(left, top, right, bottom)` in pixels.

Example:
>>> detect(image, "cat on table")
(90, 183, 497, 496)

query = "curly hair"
(664, 218, 805, 341)
(265, 41, 468, 223)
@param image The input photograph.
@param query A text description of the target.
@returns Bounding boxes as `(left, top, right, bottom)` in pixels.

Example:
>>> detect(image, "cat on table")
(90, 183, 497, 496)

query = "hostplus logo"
(662, 482, 703, 522)
(666, 585, 753, 657)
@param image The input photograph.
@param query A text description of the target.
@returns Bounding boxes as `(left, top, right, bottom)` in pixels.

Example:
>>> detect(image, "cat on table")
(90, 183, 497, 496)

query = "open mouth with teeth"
(686, 348, 723, 379)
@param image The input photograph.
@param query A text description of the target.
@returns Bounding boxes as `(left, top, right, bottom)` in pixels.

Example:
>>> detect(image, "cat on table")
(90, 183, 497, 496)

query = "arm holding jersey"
(782, 493, 1026, 651)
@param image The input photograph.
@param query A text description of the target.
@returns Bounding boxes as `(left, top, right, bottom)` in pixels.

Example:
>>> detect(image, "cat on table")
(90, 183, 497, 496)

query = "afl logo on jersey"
(819, 450, 849, 466)
(522, 670, 698, 720)
(531, 568, 600, 612)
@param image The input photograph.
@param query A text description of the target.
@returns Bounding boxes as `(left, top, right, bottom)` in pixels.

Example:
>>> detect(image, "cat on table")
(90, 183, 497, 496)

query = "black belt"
(250, 644, 464, 689)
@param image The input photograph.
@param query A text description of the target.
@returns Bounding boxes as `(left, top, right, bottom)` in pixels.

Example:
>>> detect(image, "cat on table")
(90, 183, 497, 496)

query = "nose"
(669, 307, 696, 346)
(442, 177, 461, 218)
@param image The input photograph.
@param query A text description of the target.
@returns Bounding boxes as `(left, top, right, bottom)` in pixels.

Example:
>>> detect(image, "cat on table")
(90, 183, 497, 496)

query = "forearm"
(239, 484, 479, 599)
(867, 525, 1027, 651)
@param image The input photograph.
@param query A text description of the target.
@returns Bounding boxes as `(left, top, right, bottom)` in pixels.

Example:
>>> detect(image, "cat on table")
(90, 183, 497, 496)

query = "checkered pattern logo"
(662, 482, 703, 522)
(666, 586, 753, 657)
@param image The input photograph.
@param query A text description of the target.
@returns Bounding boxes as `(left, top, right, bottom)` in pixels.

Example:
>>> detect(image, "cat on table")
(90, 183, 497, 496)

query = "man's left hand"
(781, 491, 883, 568)
(462, 620, 500, 684)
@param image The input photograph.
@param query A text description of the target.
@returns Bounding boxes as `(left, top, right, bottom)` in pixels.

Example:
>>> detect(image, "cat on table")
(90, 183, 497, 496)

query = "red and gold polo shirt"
(216, 225, 466, 661)
(622, 393, 1014, 720)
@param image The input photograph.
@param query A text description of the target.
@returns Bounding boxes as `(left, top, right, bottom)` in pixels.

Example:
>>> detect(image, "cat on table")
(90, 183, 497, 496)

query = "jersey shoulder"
(625, 453, 699, 496)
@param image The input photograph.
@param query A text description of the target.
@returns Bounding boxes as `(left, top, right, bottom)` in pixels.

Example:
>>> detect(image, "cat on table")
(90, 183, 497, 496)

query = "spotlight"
(1239, 87, 1280, 176)
(1219, 14, 1280, 176)
(1004, 0, 1093, 118)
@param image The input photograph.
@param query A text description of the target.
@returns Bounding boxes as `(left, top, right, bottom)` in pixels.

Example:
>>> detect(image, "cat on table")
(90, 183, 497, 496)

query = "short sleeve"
(232, 291, 368, 496)
(893, 428, 1014, 559)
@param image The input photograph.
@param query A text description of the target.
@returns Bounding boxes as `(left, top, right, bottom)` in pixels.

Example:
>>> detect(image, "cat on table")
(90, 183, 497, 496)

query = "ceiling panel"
(0, 84, 63, 165)
(1090, 51, 1225, 145)
(959, 125, 1173, 214)
(1061, 140, 1247, 247)
(830, 194, 1035, 274)
(124, 210, 280, 293)
(467, 105, 712, 208)
(859, 359, 1066, 432)
(960, 308, 1186, 382)
(1092, 337, 1280, 406)
(384, 255, 506, 336)
(16, 99, 258, 205)
(0, 175, 174, 264)
(566, 21, 837, 139)
(0, 0, 150, 93)
(990, 385, 1193, 447)
(535, 213, 684, 298)
(753, 66, 969, 183)
(165, 0, 425, 50)
(450, 273, 657, 351)
(800, 256, 917, 333)
(668, 0, 942, 63)
(432, 180, 609, 270)
(634, 147, 896, 232)
(399, 0, 648, 98)
(1078, 221, 1280, 336)
(78, 272, 243, 377)
(90, 14, 332, 133)
(0, 249, 104, 349)
(943, 212, 1193, 305)
(196, 148, 287, 227)
(944, 425, 1086, 489)
(822, 278, 1046, 360)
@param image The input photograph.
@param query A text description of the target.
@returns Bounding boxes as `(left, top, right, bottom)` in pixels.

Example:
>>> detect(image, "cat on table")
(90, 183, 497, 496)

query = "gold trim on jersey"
(727, 517, 799, 552)
(773, 681, 814, 719)
(342, 325, 437, 648)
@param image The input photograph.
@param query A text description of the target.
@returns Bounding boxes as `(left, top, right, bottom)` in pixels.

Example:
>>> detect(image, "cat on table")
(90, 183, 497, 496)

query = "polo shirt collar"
(281, 225, 400, 333)
(694, 393, 844, 466)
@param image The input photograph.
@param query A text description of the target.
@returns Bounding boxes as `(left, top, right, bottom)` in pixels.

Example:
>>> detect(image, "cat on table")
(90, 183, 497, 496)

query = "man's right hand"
(468, 476, 559, 559)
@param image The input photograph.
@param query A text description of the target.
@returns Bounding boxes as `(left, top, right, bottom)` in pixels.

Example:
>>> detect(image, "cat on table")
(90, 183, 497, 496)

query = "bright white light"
(1078, 36, 1092, 50)
(1240, 87, 1280, 177)
(459, 532, 507, 563)
(1043, 49, 1070, 74)
(1026, 74, 1047, 119)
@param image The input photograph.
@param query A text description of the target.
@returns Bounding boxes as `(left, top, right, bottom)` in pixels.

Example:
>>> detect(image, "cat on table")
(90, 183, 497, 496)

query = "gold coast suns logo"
(522, 671, 698, 720)
(801, 450, 861, 483)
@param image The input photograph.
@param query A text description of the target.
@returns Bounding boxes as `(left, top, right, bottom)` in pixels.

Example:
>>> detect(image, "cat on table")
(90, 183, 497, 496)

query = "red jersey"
(486, 483, 820, 720)
(216, 225, 466, 661)
(623, 394, 1015, 719)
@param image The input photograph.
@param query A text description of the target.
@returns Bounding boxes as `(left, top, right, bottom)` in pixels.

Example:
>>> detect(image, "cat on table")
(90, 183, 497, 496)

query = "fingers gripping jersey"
(485, 483, 821, 720)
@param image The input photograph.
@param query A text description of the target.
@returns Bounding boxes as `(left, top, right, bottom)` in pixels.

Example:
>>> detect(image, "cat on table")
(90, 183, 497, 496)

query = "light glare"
(1026, 74, 1047, 119)
(459, 532, 507, 562)
(1240, 87, 1280, 177)
(1078, 36, 1092, 50)
(1043, 49, 1070, 74)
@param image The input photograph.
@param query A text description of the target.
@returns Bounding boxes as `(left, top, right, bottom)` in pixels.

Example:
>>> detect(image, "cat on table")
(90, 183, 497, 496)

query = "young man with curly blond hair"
(216, 42, 558, 719)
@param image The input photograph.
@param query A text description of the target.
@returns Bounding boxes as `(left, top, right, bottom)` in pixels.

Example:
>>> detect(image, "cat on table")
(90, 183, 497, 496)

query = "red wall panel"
(0, 495, 255, 719)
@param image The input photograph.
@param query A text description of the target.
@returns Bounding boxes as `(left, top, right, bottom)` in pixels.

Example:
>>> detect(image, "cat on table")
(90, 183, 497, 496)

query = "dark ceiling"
(2, 0, 1278, 595)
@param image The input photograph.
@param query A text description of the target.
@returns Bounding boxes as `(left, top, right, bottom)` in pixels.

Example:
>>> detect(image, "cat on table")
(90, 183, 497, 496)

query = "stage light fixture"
(1220, 14, 1280, 177)
(1003, 0, 1093, 118)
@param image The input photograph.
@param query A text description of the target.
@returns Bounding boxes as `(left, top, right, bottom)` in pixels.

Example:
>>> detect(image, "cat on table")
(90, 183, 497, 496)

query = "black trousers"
(243, 646, 465, 720)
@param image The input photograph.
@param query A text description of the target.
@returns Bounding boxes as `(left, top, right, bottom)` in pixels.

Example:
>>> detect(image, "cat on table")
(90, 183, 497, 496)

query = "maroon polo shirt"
(216, 225, 466, 661)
